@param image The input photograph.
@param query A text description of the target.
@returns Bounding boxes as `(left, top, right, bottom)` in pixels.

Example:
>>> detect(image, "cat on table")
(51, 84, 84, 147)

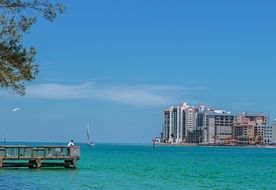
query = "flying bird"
(12, 108, 21, 112)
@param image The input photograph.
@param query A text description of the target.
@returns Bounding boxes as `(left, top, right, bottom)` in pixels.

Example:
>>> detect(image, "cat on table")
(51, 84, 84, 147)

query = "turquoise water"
(0, 144, 276, 190)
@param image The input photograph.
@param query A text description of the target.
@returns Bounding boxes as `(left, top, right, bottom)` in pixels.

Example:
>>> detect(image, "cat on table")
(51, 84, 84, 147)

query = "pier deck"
(0, 145, 80, 168)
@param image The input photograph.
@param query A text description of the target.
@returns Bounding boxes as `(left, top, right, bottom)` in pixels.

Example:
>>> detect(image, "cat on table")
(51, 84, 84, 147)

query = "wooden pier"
(0, 145, 80, 169)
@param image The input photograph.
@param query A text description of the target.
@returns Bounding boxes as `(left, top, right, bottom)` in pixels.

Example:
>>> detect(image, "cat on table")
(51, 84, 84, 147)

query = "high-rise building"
(205, 110, 235, 144)
(186, 108, 206, 143)
(162, 106, 181, 143)
(162, 103, 197, 143)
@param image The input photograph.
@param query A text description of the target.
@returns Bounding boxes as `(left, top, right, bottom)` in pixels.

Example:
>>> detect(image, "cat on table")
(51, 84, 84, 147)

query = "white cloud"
(26, 83, 91, 99)
(4, 83, 200, 107)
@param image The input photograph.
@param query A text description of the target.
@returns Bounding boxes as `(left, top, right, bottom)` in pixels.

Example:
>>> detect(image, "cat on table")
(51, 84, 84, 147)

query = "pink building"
(233, 112, 268, 143)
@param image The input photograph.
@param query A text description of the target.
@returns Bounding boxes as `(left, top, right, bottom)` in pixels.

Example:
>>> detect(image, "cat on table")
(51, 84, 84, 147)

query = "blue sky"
(1, 0, 276, 143)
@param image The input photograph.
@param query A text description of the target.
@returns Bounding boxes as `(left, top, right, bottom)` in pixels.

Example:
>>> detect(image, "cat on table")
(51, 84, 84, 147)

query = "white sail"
(87, 123, 95, 146)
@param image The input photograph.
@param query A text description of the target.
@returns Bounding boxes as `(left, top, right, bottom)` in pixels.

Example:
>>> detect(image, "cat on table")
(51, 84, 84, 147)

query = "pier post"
(0, 159, 2, 168)
(64, 159, 77, 168)
(29, 160, 35, 168)
(36, 158, 42, 168)
(29, 158, 42, 169)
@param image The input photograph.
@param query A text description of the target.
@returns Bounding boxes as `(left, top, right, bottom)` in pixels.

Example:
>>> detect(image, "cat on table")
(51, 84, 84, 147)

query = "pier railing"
(0, 146, 80, 168)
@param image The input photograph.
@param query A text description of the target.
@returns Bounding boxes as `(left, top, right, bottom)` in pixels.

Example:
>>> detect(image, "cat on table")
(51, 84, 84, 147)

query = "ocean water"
(0, 144, 276, 190)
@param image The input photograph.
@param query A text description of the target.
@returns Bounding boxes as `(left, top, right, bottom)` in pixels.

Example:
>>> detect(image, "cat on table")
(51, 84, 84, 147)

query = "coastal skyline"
(159, 102, 274, 145)
(1, 0, 276, 143)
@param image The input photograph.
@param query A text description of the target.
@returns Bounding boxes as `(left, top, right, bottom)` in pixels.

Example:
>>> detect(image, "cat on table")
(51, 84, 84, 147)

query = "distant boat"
(87, 124, 95, 147)
(0, 134, 6, 145)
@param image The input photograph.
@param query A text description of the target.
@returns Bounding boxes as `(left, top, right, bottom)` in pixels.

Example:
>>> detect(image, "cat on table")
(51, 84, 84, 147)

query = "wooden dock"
(0, 145, 80, 169)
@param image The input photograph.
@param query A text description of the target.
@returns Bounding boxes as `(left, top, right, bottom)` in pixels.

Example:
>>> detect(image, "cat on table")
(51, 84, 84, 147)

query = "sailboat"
(87, 124, 95, 147)
(0, 134, 6, 145)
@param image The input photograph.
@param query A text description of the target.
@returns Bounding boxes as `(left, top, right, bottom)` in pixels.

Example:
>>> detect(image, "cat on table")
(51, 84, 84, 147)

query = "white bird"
(12, 108, 21, 112)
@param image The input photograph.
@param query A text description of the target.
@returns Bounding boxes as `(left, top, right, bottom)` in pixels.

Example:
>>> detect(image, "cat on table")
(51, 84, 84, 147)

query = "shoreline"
(155, 143, 276, 148)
